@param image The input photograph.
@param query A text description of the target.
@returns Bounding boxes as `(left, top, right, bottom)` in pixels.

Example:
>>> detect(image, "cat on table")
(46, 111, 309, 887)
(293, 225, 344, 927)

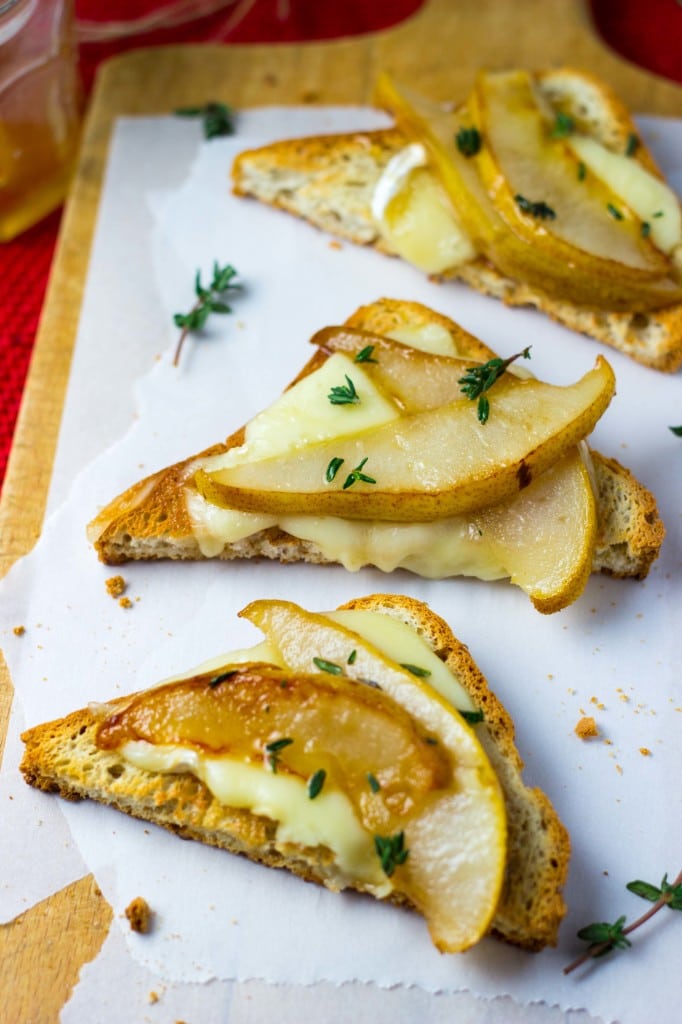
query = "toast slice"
(88, 299, 665, 605)
(20, 593, 569, 950)
(232, 70, 682, 372)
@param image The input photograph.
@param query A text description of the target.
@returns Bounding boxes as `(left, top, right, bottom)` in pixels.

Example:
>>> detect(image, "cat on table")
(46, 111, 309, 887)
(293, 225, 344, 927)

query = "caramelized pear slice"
(375, 73, 682, 310)
(97, 663, 449, 836)
(311, 326, 492, 412)
(471, 70, 680, 310)
(194, 357, 615, 522)
(239, 599, 506, 952)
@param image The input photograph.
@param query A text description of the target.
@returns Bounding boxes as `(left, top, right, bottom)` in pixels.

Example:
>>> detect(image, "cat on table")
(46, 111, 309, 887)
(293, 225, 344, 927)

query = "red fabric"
(0, 0, 680, 493)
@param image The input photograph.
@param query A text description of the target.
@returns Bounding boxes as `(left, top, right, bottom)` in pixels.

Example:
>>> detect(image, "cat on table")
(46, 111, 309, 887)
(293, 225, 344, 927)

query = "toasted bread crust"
(90, 298, 664, 588)
(20, 594, 569, 949)
(339, 594, 570, 949)
(232, 71, 682, 372)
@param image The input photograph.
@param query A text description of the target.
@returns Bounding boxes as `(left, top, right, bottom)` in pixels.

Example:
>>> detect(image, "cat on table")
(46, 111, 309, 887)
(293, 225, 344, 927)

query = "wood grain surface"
(1, 1, 680, 1019)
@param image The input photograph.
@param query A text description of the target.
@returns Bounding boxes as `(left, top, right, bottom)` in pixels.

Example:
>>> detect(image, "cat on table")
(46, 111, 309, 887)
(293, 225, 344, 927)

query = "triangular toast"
(89, 299, 664, 611)
(20, 592, 570, 950)
(232, 69, 682, 372)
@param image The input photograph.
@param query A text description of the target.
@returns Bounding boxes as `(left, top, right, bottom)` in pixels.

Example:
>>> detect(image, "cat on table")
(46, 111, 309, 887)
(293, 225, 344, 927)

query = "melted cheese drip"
(371, 146, 476, 273)
(567, 136, 681, 254)
(120, 741, 390, 894)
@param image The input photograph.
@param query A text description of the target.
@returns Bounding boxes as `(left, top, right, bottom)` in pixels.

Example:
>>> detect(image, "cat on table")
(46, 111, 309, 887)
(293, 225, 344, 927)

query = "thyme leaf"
(669, 425, 682, 437)
(325, 457, 344, 482)
(515, 194, 556, 220)
(173, 262, 241, 366)
(551, 111, 575, 138)
(354, 344, 378, 364)
(265, 736, 294, 772)
(455, 126, 481, 157)
(208, 669, 238, 689)
(625, 133, 640, 157)
(312, 657, 343, 675)
(607, 203, 624, 221)
(367, 773, 381, 793)
(175, 101, 235, 138)
(400, 663, 431, 678)
(458, 347, 532, 424)
(307, 769, 326, 800)
(374, 832, 409, 877)
(460, 709, 484, 724)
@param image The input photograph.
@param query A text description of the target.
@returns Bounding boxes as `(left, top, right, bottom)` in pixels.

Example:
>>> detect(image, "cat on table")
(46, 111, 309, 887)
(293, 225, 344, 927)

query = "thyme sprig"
(458, 347, 532, 424)
(328, 375, 360, 405)
(564, 869, 682, 975)
(173, 262, 241, 366)
(342, 457, 376, 489)
(175, 101, 235, 138)
(265, 736, 294, 773)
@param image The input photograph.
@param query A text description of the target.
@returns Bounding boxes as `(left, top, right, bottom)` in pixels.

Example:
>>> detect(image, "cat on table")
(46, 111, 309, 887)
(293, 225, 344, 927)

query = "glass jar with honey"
(0, 0, 82, 240)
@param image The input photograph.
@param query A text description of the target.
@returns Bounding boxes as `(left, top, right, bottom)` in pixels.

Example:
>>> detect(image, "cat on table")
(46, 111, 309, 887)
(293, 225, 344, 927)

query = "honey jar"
(0, 0, 82, 240)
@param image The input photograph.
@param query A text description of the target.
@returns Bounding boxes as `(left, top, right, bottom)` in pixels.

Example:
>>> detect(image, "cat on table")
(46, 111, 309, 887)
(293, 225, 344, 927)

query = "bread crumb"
(639, 747, 652, 756)
(575, 716, 599, 739)
(148, 991, 159, 1004)
(328, 240, 343, 250)
(119, 597, 133, 609)
(13, 625, 25, 636)
(105, 575, 126, 598)
(125, 896, 152, 933)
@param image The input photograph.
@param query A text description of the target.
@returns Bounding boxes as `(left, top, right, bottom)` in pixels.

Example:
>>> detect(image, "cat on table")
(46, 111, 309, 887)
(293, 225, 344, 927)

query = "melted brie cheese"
(206, 352, 399, 474)
(567, 135, 681, 254)
(121, 740, 390, 893)
(371, 146, 477, 273)
(325, 609, 476, 713)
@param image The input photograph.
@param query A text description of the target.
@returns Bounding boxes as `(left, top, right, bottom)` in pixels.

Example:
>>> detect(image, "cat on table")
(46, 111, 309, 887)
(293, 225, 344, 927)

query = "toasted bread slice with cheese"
(88, 299, 664, 608)
(232, 69, 682, 372)
(20, 593, 569, 950)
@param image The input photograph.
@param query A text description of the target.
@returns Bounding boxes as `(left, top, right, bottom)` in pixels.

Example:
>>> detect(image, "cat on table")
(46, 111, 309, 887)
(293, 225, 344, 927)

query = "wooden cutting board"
(1, 1, 680, 1018)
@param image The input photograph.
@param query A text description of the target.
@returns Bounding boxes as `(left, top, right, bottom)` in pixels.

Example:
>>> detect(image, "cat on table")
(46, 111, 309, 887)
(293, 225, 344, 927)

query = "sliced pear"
(239, 598, 506, 952)
(374, 72, 682, 310)
(470, 70, 681, 310)
(311, 326, 489, 412)
(469, 445, 596, 613)
(194, 357, 615, 522)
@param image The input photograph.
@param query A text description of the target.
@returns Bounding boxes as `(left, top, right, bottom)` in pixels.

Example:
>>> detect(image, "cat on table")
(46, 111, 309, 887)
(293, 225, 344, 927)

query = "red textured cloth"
(0, 0, 680, 493)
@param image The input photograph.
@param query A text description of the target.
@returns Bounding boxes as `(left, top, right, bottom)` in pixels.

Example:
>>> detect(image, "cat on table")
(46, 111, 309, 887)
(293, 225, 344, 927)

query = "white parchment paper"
(1, 109, 681, 1024)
